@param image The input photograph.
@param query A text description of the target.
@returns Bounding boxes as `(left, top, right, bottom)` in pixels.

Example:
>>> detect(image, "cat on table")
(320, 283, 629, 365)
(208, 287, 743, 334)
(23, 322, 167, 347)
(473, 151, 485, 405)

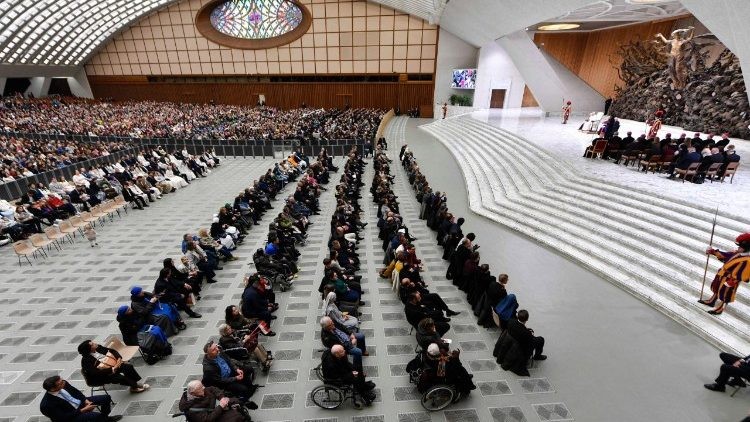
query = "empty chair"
(57, 220, 77, 243)
(68, 215, 87, 236)
(676, 162, 701, 183)
(13, 240, 38, 266)
(43, 226, 64, 251)
(80, 211, 98, 226)
(29, 233, 54, 258)
(640, 155, 662, 173)
(722, 162, 740, 183)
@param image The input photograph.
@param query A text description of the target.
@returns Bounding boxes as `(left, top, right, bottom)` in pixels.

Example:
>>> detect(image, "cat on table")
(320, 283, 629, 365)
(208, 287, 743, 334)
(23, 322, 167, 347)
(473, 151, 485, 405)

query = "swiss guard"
(699, 233, 750, 315)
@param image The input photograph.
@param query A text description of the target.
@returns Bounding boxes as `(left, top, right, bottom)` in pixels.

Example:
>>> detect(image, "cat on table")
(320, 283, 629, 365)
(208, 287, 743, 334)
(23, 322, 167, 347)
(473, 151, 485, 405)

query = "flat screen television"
(451, 69, 477, 89)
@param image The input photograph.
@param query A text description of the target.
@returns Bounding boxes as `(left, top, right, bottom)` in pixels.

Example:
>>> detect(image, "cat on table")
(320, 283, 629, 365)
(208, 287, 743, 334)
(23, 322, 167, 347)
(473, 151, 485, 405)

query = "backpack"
(138, 325, 172, 365)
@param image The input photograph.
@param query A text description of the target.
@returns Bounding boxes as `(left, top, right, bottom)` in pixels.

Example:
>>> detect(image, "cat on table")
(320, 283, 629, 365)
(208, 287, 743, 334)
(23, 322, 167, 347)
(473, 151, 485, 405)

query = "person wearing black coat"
(202, 341, 256, 399)
(321, 346, 375, 404)
(667, 147, 701, 178)
(404, 292, 451, 336)
(486, 273, 509, 308)
(39, 376, 121, 422)
(507, 310, 546, 361)
(153, 267, 202, 318)
(77, 340, 148, 392)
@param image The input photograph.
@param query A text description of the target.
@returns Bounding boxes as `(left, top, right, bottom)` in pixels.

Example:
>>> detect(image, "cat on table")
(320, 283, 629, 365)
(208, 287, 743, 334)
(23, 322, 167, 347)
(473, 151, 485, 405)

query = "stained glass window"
(210, 0, 303, 40)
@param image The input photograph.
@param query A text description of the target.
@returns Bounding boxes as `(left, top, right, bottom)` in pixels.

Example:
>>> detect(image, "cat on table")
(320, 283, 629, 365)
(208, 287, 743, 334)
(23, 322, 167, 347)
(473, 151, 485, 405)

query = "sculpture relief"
(654, 27, 694, 90)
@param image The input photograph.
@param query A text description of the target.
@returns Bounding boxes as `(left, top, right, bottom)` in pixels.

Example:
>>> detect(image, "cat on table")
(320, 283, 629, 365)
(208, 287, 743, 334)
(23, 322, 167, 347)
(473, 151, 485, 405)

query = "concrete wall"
(433, 27, 478, 114)
(68, 69, 94, 98)
(498, 30, 602, 113)
(473, 40, 526, 109)
(25, 77, 50, 97)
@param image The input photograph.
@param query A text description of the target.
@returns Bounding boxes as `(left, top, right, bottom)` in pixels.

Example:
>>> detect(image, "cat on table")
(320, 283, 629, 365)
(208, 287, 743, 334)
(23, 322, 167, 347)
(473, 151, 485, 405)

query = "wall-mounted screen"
(451, 69, 477, 89)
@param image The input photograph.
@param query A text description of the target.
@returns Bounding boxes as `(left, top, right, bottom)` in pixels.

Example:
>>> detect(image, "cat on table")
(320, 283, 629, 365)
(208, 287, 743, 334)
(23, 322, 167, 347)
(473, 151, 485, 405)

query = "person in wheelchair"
(417, 343, 476, 396)
(321, 345, 376, 406)
(218, 324, 273, 372)
(179, 380, 256, 422)
(202, 341, 258, 401)
(320, 316, 368, 372)
(416, 318, 449, 351)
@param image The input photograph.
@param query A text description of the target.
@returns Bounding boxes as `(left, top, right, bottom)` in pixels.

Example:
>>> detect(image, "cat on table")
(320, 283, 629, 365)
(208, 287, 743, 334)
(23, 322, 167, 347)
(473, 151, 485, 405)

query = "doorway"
(490, 89, 506, 109)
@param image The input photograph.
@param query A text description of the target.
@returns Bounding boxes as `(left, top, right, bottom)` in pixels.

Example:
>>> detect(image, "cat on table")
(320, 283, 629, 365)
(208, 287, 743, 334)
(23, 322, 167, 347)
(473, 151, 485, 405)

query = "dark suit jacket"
(39, 383, 88, 422)
(321, 350, 355, 384)
(676, 152, 701, 169)
(507, 319, 535, 358)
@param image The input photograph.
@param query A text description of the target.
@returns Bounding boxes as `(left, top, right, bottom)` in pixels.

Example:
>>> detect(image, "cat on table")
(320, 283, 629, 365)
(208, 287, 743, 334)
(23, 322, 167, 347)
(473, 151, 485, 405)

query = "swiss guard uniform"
(700, 233, 750, 315)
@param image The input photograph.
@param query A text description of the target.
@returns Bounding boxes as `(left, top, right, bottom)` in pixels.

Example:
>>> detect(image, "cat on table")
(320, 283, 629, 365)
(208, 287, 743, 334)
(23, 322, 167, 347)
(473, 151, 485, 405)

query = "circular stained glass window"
(196, 0, 311, 49)
(210, 0, 303, 39)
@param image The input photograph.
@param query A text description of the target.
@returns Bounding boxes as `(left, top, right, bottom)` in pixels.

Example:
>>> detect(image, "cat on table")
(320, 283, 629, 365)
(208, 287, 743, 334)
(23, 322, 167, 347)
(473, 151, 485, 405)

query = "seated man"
(179, 380, 254, 422)
(667, 147, 701, 178)
(240, 274, 277, 332)
(507, 310, 547, 361)
(202, 341, 257, 399)
(320, 316, 367, 372)
(40, 375, 122, 422)
(704, 352, 750, 392)
(218, 323, 273, 372)
(77, 340, 149, 393)
(404, 292, 451, 336)
(321, 345, 376, 406)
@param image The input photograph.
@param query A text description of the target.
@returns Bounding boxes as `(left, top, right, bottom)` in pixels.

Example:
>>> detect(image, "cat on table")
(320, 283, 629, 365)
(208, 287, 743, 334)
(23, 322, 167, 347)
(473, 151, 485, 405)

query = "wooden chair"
(721, 162, 740, 183)
(80, 211, 98, 227)
(584, 140, 608, 159)
(99, 200, 118, 221)
(620, 151, 639, 166)
(660, 155, 674, 172)
(640, 155, 662, 173)
(705, 162, 723, 182)
(43, 226, 65, 251)
(676, 162, 701, 183)
(105, 336, 141, 362)
(114, 195, 129, 215)
(29, 233, 54, 258)
(13, 240, 38, 266)
(57, 220, 78, 243)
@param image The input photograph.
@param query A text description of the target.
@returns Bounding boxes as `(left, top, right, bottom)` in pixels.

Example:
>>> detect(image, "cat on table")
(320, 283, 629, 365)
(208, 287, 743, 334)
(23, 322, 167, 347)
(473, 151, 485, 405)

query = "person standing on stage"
(442, 102, 448, 120)
(699, 233, 750, 315)
(648, 110, 664, 139)
(561, 101, 572, 124)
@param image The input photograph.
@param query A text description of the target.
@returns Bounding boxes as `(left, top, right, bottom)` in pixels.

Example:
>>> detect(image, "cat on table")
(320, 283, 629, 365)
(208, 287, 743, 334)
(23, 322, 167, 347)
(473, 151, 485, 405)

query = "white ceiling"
(0, 0, 691, 69)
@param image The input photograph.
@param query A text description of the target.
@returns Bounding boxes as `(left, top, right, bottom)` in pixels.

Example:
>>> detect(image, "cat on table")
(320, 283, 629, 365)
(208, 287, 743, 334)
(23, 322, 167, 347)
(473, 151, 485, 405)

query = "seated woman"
(416, 318, 449, 352)
(419, 343, 476, 396)
(218, 323, 273, 371)
(321, 291, 359, 331)
(77, 340, 149, 393)
(130, 286, 183, 333)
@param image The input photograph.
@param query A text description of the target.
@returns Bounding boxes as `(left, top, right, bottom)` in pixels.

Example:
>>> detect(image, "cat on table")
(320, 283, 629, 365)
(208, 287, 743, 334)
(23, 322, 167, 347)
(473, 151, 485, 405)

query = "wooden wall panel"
(521, 85, 539, 107)
(89, 77, 434, 112)
(533, 18, 681, 98)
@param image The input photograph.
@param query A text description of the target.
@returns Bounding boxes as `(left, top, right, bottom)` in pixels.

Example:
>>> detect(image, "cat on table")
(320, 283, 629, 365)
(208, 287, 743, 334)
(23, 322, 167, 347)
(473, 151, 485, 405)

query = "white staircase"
(421, 115, 750, 354)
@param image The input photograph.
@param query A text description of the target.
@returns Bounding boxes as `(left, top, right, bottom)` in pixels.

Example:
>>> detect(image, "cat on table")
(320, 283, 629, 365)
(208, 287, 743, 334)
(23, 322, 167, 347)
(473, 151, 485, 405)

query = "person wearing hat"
(561, 101, 572, 124)
(647, 110, 663, 140)
(77, 340, 149, 393)
(130, 286, 182, 333)
(699, 233, 750, 315)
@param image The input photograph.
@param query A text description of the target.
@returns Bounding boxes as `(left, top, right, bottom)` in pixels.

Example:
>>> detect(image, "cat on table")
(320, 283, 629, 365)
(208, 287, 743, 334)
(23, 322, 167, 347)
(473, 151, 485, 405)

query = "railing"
(0, 131, 369, 201)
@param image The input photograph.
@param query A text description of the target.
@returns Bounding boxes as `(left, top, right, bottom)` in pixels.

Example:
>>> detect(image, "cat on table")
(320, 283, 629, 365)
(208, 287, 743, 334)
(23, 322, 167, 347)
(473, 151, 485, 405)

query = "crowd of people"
(0, 146, 220, 244)
(0, 96, 385, 142)
(372, 144, 478, 400)
(0, 136, 133, 182)
(400, 144, 547, 377)
(584, 122, 741, 184)
(39, 149, 331, 421)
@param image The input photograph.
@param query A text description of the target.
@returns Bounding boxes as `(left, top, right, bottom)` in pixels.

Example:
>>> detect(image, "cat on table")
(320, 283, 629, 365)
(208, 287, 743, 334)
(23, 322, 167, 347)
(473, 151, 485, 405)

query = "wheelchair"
(407, 352, 461, 411)
(309, 364, 371, 410)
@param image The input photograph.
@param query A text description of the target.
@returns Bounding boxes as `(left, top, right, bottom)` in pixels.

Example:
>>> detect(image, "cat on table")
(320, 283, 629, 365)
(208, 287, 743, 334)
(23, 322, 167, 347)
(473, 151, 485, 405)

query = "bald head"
(331, 344, 346, 358)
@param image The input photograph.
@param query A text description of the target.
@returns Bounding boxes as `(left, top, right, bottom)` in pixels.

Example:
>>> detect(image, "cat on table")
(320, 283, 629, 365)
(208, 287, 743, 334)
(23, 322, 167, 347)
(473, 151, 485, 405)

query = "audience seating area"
(423, 115, 750, 355)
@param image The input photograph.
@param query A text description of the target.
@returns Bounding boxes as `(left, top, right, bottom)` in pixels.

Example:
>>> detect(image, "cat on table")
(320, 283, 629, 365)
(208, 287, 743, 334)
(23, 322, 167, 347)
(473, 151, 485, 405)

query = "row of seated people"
(1, 95, 385, 141)
(315, 148, 379, 408)
(186, 151, 335, 418)
(0, 147, 220, 243)
(372, 145, 477, 398)
(585, 131, 741, 183)
(108, 153, 326, 421)
(401, 145, 548, 378)
(0, 136, 132, 181)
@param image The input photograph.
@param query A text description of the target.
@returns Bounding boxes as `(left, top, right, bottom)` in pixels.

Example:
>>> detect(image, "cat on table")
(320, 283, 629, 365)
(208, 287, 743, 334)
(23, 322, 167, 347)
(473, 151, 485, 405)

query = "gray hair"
(218, 323, 232, 336)
(319, 316, 332, 328)
(187, 380, 203, 394)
